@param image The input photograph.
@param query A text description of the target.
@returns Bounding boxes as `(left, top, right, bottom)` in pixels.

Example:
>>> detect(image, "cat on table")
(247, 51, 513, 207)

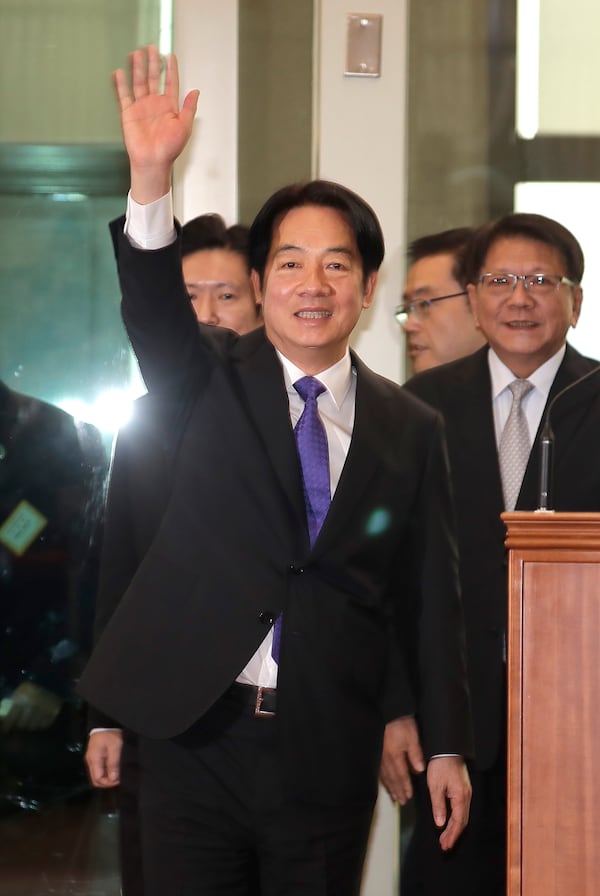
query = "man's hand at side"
(427, 755, 471, 851)
(380, 715, 426, 804)
(85, 730, 123, 788)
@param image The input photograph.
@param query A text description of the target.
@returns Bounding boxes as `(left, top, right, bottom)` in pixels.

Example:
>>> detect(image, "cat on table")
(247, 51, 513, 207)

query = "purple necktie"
(272, 376, 331, 662)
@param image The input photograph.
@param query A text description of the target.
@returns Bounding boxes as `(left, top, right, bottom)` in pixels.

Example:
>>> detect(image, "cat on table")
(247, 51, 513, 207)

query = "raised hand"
(113, 45, 200, 203)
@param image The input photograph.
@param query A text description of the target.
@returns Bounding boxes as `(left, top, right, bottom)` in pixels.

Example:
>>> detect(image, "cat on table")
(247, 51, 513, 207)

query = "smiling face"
(251, 205, 377, 374)
(183, 248, 261, 335)
(467, 236, 583, 378)
(402, 252, 486, 372)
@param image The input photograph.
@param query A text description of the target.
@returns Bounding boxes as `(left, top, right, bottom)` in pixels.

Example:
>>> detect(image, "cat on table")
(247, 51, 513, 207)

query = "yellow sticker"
(0, 500, 48, 556)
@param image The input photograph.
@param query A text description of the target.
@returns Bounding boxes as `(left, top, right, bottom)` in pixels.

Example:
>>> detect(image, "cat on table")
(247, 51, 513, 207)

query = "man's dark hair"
(248, 180, 385, 285)
(460, 213, 584, 286)
(182, 214, 250, 270)
(408, 227, 474, 287)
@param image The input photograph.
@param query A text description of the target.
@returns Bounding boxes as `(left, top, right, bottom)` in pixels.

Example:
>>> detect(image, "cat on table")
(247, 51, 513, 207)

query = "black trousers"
(400, 753, 506, 896)
(118, 731, 145, 896)
(137, 691, 375, 896)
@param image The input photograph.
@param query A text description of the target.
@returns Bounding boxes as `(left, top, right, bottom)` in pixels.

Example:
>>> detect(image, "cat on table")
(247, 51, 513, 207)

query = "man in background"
(87, 212, 261, 896)
(402, 212, 600, 895)
(398, 228, 486, 374)
(0, 383, 105, 811)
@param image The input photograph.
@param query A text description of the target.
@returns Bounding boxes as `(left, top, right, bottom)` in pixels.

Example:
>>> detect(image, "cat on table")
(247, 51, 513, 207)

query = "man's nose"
(402, 312, 421, 333)
(300, 265, 332, 294)
(510, 279, 534, 306)
(191, 295, 218, 325)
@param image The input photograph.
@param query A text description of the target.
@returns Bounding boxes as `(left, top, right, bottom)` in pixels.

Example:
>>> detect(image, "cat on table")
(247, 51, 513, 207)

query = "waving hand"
(113, 45, 199, 203)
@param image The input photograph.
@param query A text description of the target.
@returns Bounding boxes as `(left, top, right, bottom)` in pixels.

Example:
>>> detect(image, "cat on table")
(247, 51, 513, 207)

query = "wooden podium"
(503, 512, 600, 895)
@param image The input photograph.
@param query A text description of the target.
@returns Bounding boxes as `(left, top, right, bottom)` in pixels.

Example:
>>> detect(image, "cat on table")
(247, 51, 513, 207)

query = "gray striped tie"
(499, 379, 534, 511)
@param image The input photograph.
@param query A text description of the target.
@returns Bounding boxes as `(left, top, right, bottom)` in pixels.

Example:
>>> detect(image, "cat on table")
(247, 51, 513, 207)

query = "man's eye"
(219, 293, 235, 301)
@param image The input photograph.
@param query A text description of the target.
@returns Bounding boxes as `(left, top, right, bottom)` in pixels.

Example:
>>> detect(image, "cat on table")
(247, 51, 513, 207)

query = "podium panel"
(504, 513, 600, 896)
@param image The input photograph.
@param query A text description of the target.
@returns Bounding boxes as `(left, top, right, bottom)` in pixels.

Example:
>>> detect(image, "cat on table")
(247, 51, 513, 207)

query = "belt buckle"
(254, 686, 275, 718)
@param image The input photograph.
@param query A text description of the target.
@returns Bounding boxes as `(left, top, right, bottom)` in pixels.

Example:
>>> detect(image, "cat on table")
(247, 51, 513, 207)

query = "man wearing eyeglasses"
(400, 213, 600, 896)
(397, 228, 486, 374)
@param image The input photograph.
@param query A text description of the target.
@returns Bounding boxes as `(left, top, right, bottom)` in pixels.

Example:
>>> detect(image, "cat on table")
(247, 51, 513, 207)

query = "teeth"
(297, 311, 331, 319)
(507, 321, 535, 327)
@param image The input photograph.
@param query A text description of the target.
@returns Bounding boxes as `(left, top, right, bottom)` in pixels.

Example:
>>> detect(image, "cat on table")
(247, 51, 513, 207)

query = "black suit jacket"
(0, 382, 106, 701)
(404, 344, 600, 770)
(79, 225, 472, 806)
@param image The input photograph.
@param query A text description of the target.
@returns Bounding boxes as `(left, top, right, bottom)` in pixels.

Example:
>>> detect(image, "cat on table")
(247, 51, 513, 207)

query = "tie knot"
(508, 379, 534, 404)
(294, 376, 326, 403)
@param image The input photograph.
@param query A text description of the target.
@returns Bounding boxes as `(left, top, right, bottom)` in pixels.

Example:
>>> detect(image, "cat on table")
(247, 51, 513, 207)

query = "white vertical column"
(172, 0, 238, 224)
(316, 0, 409, 387)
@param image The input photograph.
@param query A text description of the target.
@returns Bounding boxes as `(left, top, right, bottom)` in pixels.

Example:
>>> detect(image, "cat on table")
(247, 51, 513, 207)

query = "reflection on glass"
(0, 0, 171, 892)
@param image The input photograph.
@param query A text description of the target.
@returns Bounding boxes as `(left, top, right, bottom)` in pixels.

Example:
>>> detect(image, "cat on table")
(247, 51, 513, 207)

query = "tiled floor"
(0, 791, 121, 895)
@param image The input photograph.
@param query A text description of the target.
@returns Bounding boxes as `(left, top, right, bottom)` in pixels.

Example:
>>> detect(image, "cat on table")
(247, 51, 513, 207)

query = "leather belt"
(226, 682, 276, 718)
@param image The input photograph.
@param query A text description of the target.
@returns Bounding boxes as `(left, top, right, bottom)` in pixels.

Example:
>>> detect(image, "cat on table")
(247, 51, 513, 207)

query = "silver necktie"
(499, 379, 534, 511)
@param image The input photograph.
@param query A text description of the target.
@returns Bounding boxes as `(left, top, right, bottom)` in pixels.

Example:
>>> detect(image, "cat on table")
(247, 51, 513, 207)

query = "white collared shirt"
(488, 345, 566, 449)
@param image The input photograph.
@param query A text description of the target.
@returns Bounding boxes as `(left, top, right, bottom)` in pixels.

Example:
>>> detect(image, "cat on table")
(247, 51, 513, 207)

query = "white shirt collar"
(488, 344, 566, 402)
(276, 349, 354, 409)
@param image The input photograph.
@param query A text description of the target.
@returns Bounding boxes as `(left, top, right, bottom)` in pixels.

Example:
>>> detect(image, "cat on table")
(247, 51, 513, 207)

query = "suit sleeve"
(86, 429, 137, 729)
(110, 217, 211, 397)
(385, 411, 474, 759)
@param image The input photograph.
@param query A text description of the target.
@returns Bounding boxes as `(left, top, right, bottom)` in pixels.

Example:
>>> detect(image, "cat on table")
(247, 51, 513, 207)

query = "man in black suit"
(0, 383, 105, 808)
(93, 213, 262, 896)
(80, 46, 472, 895)
(397, 227, 485, 374)
(401, 211, 600, 895)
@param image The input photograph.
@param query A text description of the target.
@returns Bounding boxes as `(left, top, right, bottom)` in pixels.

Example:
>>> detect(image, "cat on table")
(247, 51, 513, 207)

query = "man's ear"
(466, 284, 480, 328)
(362, 272, 378, 309)
(571, 285, 583, 328)
(251, 270, 263, 304)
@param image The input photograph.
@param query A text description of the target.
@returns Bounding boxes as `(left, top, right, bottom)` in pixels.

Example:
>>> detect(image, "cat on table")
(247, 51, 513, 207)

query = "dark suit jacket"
(0, 382, 106, 702)
(79, 225, 472, 806)
(404, 344, 600, 770)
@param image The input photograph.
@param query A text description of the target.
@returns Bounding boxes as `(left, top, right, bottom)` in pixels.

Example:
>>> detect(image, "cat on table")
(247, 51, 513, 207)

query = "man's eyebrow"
(273, 244, 355, 257)
(402, 286, 431, 302)
(185, 279, 236, 289)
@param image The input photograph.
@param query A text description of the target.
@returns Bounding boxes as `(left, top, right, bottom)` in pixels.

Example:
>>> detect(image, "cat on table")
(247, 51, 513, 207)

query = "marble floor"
(0, 790, 121, 895)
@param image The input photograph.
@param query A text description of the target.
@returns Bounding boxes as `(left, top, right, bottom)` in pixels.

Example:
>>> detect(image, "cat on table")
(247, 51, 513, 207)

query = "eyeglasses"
(394, 290, 467, 324)
(477, 272, 576, 299)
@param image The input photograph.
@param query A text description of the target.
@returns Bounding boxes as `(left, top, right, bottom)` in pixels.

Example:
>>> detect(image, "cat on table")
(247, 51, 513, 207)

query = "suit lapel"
(310, 357, 382, 557)
(519, 344, 600, 508)
(230, 330, 307, 537)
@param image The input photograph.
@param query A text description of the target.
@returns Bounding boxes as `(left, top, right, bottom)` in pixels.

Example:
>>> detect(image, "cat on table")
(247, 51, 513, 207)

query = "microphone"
(537, 363, 600, 511)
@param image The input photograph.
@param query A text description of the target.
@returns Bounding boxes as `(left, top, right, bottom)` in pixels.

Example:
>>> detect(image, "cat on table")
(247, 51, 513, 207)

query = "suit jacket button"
(289, 563, 304, 574)
(259, 611, 276, 626)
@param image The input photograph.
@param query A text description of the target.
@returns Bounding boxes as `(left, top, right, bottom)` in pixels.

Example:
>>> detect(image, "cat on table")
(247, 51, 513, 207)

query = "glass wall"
(0, 2, 170, 892)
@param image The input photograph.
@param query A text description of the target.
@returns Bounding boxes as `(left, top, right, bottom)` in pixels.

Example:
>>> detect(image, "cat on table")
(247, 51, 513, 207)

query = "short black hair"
(408, 227, 474, 287)
(460, 213, 584, 286)
(182, 214, 250, 270)
(248, 180, 385, 286)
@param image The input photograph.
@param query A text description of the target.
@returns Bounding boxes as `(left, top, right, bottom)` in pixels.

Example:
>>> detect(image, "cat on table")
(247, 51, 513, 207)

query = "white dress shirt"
(488, 345, 566, 449)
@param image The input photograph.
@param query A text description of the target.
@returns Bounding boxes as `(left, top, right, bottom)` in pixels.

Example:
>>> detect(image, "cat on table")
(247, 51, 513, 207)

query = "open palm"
(114, 46, 199, 177)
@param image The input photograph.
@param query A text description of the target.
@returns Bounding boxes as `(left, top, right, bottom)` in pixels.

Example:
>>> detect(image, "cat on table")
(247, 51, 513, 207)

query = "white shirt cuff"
(125, 190, 177, 250)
